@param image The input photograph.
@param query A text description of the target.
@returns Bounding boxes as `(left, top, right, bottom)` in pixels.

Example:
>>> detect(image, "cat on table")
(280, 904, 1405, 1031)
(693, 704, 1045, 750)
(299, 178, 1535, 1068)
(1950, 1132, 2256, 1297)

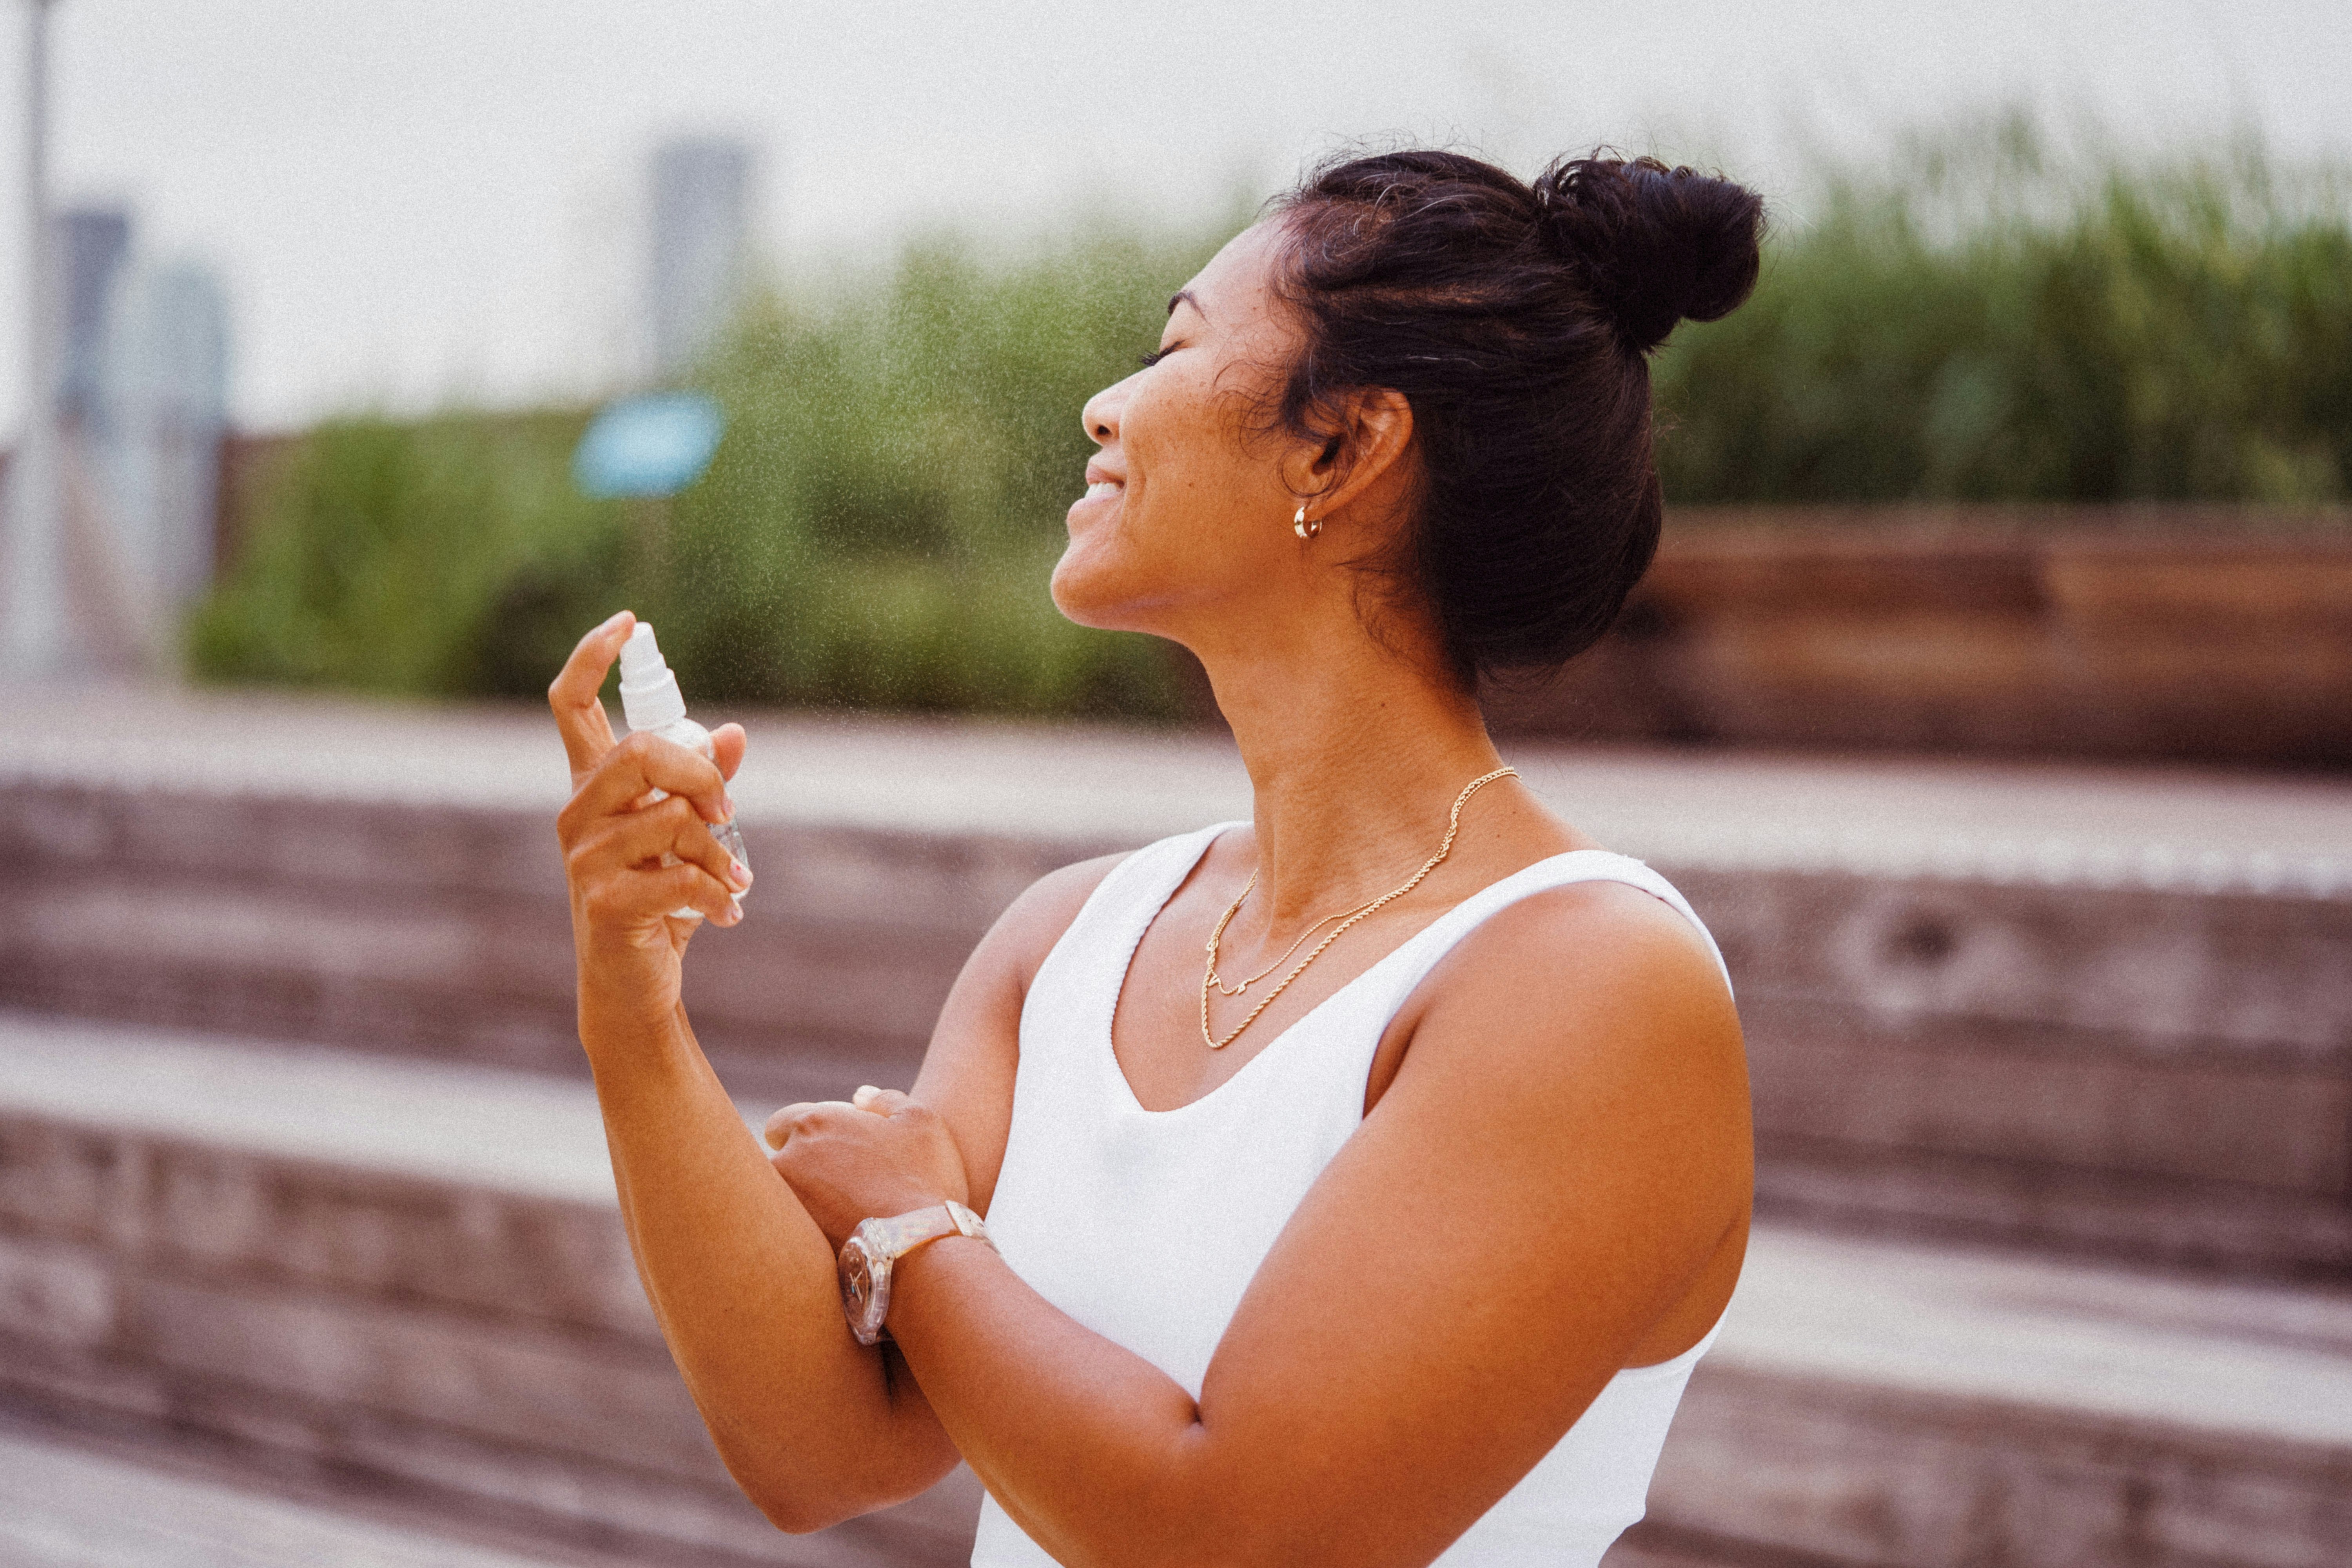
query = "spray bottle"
(617, 622, 751, 918)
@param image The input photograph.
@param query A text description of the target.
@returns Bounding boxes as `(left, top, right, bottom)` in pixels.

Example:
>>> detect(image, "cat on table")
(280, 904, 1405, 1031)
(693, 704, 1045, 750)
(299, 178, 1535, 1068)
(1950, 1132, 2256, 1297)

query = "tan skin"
(550, 220, 1749, 1568)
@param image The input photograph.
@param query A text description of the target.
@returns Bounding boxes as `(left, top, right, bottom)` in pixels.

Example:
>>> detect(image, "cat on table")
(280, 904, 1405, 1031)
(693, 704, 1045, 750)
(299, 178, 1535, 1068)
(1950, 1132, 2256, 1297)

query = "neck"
(1196, 619, 1510, 926)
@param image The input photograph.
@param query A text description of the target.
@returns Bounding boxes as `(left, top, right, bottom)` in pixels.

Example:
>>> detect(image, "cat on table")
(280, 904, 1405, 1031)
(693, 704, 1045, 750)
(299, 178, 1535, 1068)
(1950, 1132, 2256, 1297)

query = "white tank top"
(972, 823, 1735, 1568)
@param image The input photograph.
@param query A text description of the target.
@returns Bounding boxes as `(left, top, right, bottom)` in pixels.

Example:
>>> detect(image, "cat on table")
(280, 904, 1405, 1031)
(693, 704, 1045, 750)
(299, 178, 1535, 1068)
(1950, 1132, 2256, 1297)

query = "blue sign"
(573, 392, 725, 499)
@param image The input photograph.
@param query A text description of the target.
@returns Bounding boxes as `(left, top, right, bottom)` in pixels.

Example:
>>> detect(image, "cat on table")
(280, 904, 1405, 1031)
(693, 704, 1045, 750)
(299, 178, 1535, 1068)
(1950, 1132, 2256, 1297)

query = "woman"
(549, 148, 1762, 1568)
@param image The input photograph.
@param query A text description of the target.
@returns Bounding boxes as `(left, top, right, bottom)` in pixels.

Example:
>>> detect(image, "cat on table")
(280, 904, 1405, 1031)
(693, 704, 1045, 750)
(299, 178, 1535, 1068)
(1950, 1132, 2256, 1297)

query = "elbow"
(707, 1435, 856, 1536)
(724, 1461, 837, 1536)
(750, 1491, 848, 1538)
(736, 1465, 880, 1537)
(717, 1433, 939, 1538)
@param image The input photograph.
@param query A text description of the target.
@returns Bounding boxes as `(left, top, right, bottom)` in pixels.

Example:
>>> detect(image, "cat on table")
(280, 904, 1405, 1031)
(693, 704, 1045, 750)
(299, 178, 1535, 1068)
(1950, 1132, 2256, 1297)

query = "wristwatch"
(837, 1200, 995, 1346)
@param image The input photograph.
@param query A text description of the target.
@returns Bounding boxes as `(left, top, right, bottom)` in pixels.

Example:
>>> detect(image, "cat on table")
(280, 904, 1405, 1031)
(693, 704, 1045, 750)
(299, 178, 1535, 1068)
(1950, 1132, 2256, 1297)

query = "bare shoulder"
(1388, 873, 1744, 1109)
(1362, 870, 1751, 1358)
(1469, 872, 1726, 1004)
(1489, 875, 1728, 1002)
(986, 850, 1132, 991)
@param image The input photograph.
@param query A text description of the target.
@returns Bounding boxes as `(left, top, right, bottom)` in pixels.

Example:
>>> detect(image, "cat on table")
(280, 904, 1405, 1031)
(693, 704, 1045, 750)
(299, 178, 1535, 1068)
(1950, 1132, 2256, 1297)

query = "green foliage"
(187, 411, 627, 696)
(190, 122, 2352, 708)
(1655, 122, 2352, 504)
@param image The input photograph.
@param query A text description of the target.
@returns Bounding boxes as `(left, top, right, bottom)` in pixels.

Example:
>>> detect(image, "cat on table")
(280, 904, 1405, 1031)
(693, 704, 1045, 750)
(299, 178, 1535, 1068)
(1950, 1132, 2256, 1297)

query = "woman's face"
(1052, 221, 1318, 643)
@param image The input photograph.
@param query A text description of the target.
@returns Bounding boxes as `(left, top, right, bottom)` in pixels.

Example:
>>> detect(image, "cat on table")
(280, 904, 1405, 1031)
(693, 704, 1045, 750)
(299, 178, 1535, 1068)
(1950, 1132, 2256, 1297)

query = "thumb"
(851, 1085, 912, 1116)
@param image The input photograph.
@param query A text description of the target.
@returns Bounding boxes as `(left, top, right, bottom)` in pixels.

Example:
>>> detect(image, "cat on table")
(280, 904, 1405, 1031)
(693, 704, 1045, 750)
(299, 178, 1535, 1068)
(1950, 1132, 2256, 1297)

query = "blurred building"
(94, 258, 230, 613)
(59, 206, 131, 428)
(25, 203, 233, 670)
(647, 135, 753, 378)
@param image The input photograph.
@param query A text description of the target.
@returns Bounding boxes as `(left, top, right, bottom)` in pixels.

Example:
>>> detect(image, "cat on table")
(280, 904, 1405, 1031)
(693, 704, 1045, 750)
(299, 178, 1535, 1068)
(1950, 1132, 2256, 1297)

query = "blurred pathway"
(8, 682, 2351, 892)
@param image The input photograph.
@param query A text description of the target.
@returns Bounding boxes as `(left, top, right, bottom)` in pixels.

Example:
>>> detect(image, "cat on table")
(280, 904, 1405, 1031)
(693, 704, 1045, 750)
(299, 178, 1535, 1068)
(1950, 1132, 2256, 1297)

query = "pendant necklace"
(1199, 766, 1518, 1051)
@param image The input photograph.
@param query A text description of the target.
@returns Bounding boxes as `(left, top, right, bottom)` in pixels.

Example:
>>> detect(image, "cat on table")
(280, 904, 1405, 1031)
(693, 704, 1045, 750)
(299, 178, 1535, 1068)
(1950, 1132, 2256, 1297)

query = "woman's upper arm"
(910, 851, 1128, 1216)
(1186, 882, 1750, 1568)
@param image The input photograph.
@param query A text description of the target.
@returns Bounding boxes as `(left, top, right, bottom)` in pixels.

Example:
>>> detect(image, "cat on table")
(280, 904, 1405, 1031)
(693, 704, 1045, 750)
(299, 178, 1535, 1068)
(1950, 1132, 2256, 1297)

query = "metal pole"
(3, 0, 65, 676)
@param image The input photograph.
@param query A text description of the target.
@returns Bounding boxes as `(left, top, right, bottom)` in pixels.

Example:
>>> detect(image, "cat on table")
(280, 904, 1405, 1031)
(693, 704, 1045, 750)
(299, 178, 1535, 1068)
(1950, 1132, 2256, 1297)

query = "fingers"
(711, 722, 747, 784)
(765, 1099, 848, 1149)
(549, 611, 634, 780)
(764, 1088, 904, 1148)
(579, 857, 739, 928)
(579, 792, 750, 894)
(563, 730, 733, 831)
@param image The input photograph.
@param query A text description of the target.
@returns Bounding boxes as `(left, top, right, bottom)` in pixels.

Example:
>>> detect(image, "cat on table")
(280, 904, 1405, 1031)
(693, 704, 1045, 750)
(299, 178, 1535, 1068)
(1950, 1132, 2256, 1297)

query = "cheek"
(1125, 397, 1261, 559)
(1050, 368, 1290, 625)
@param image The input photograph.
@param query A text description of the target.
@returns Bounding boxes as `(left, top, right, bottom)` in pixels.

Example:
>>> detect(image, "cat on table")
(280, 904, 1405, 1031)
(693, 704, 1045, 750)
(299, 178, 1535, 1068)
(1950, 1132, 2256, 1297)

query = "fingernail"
(601, 609, 631, 630)
(728, 860, 752, 889)
(727, 897, 745, 924)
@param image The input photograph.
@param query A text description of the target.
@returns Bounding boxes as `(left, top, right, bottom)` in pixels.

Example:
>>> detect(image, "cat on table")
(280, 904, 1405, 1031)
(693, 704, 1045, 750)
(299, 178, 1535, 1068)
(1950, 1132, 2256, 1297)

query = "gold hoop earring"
(1293, 505, 1320, 540)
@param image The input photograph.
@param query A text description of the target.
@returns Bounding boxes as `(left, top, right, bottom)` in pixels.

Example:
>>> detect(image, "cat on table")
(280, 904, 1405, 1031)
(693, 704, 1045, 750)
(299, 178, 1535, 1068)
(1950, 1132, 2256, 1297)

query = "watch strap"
(864, 1200, 994, 1261)
(944, 1200, 996, 1250)
(860, 1203, 961, 1263)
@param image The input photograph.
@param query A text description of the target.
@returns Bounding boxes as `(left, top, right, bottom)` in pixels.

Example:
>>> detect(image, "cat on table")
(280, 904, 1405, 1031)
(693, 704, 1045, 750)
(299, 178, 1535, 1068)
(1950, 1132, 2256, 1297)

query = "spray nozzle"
(617, 622, 688, 732)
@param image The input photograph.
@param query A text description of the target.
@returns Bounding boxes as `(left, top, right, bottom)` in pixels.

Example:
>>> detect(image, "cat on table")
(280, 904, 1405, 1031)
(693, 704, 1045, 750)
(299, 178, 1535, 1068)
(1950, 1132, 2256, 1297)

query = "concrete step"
(6, 688, 2350, 1276)
(2, 1013, 2347, 1568)
(0, 1013, 981, 1568)
(0, 1410, 615, 1568)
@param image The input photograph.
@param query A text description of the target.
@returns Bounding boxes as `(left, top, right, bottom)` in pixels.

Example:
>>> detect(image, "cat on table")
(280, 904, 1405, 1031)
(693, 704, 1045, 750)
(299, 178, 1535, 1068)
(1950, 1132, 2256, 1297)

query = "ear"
(1283, 387, 1416, 526)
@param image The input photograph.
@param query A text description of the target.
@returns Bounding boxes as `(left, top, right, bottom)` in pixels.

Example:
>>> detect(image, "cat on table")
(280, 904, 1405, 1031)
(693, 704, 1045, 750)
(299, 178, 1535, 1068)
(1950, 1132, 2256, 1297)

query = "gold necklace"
(1203, 890, 1352, 996)
(1199, 766, 1519, 1051)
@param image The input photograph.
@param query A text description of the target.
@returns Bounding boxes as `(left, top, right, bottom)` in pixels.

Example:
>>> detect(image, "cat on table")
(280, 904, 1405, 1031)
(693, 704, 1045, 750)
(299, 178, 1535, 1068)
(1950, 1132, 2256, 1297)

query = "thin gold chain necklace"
(1204, 896, 1352, 997)
(1198, 766, 1519, 1051)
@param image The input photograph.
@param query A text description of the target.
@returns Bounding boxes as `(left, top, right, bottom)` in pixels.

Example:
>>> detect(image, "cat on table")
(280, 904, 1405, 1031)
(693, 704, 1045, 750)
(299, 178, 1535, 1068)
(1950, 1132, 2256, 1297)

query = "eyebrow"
(1167, 289, 1207, 321)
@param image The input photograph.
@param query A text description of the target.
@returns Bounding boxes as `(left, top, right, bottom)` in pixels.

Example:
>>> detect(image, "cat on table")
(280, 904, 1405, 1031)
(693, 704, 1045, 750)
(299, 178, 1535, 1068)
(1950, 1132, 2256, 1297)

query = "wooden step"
(0, 1012, 980, 1568)
(5, 689, 2348, 1274)
(2, 1013, 2345, 1568)
(0, 1411, 615, 1568)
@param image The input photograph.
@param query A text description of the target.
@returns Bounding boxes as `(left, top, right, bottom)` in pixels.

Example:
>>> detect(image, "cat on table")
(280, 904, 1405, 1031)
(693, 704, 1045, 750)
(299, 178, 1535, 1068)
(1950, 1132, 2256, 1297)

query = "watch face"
(839, 1234, 888, 1345)
(841, 1243, 876, 1321)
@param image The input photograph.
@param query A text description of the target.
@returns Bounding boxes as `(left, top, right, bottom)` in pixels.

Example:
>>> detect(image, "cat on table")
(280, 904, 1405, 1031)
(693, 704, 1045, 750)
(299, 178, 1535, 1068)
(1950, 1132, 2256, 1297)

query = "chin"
(1049, 509, 1217, 638)
(1047, 543, 1135, 632)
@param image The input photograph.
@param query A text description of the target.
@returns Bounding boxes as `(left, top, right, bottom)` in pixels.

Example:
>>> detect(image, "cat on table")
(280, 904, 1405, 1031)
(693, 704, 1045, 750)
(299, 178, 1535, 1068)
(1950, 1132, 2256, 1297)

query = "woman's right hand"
(550, 611, 752, 1016)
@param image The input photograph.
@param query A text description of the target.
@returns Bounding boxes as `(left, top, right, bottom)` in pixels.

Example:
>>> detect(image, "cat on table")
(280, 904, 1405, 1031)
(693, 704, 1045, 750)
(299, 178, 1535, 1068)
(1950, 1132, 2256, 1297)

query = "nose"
(1080, 378, 1125, 448)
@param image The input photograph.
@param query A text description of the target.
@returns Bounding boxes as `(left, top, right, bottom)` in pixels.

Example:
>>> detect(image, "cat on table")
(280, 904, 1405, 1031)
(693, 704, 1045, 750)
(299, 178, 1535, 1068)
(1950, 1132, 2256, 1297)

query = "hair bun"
(1533, 155, 1764, 354)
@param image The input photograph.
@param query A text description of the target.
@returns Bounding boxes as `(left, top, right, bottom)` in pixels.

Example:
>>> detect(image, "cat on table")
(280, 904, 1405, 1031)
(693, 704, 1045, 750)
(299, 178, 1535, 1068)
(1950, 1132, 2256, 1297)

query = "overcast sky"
(4, 0, 2348, 432)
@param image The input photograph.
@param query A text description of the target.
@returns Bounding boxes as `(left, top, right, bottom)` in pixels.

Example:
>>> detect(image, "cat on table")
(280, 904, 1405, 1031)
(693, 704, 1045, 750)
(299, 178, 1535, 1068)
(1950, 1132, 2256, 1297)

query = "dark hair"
(1269, 149, 1764, 685)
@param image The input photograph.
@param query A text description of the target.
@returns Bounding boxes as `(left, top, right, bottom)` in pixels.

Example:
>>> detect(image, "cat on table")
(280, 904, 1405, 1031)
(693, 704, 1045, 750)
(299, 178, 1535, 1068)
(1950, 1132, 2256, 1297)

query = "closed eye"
(1140, 344, 1178, 368)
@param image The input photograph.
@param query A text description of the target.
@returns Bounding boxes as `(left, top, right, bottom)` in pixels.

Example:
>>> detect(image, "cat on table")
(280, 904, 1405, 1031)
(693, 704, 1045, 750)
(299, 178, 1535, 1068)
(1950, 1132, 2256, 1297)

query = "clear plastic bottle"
(617, 622, 751, 919)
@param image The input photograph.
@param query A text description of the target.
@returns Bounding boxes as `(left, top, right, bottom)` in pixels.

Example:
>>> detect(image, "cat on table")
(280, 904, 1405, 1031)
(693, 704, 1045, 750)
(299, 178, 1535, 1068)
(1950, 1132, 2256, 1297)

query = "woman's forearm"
(884, 1238, 1235, 1568)
(544, 620, 957, 1528)
(576, 976, 957, 1528)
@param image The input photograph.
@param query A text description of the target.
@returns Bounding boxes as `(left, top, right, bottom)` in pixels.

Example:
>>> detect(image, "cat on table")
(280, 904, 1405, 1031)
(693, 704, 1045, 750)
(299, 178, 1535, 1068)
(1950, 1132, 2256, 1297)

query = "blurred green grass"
(191, 122, 2351, 710)
(1657, 118, 2352, 503)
